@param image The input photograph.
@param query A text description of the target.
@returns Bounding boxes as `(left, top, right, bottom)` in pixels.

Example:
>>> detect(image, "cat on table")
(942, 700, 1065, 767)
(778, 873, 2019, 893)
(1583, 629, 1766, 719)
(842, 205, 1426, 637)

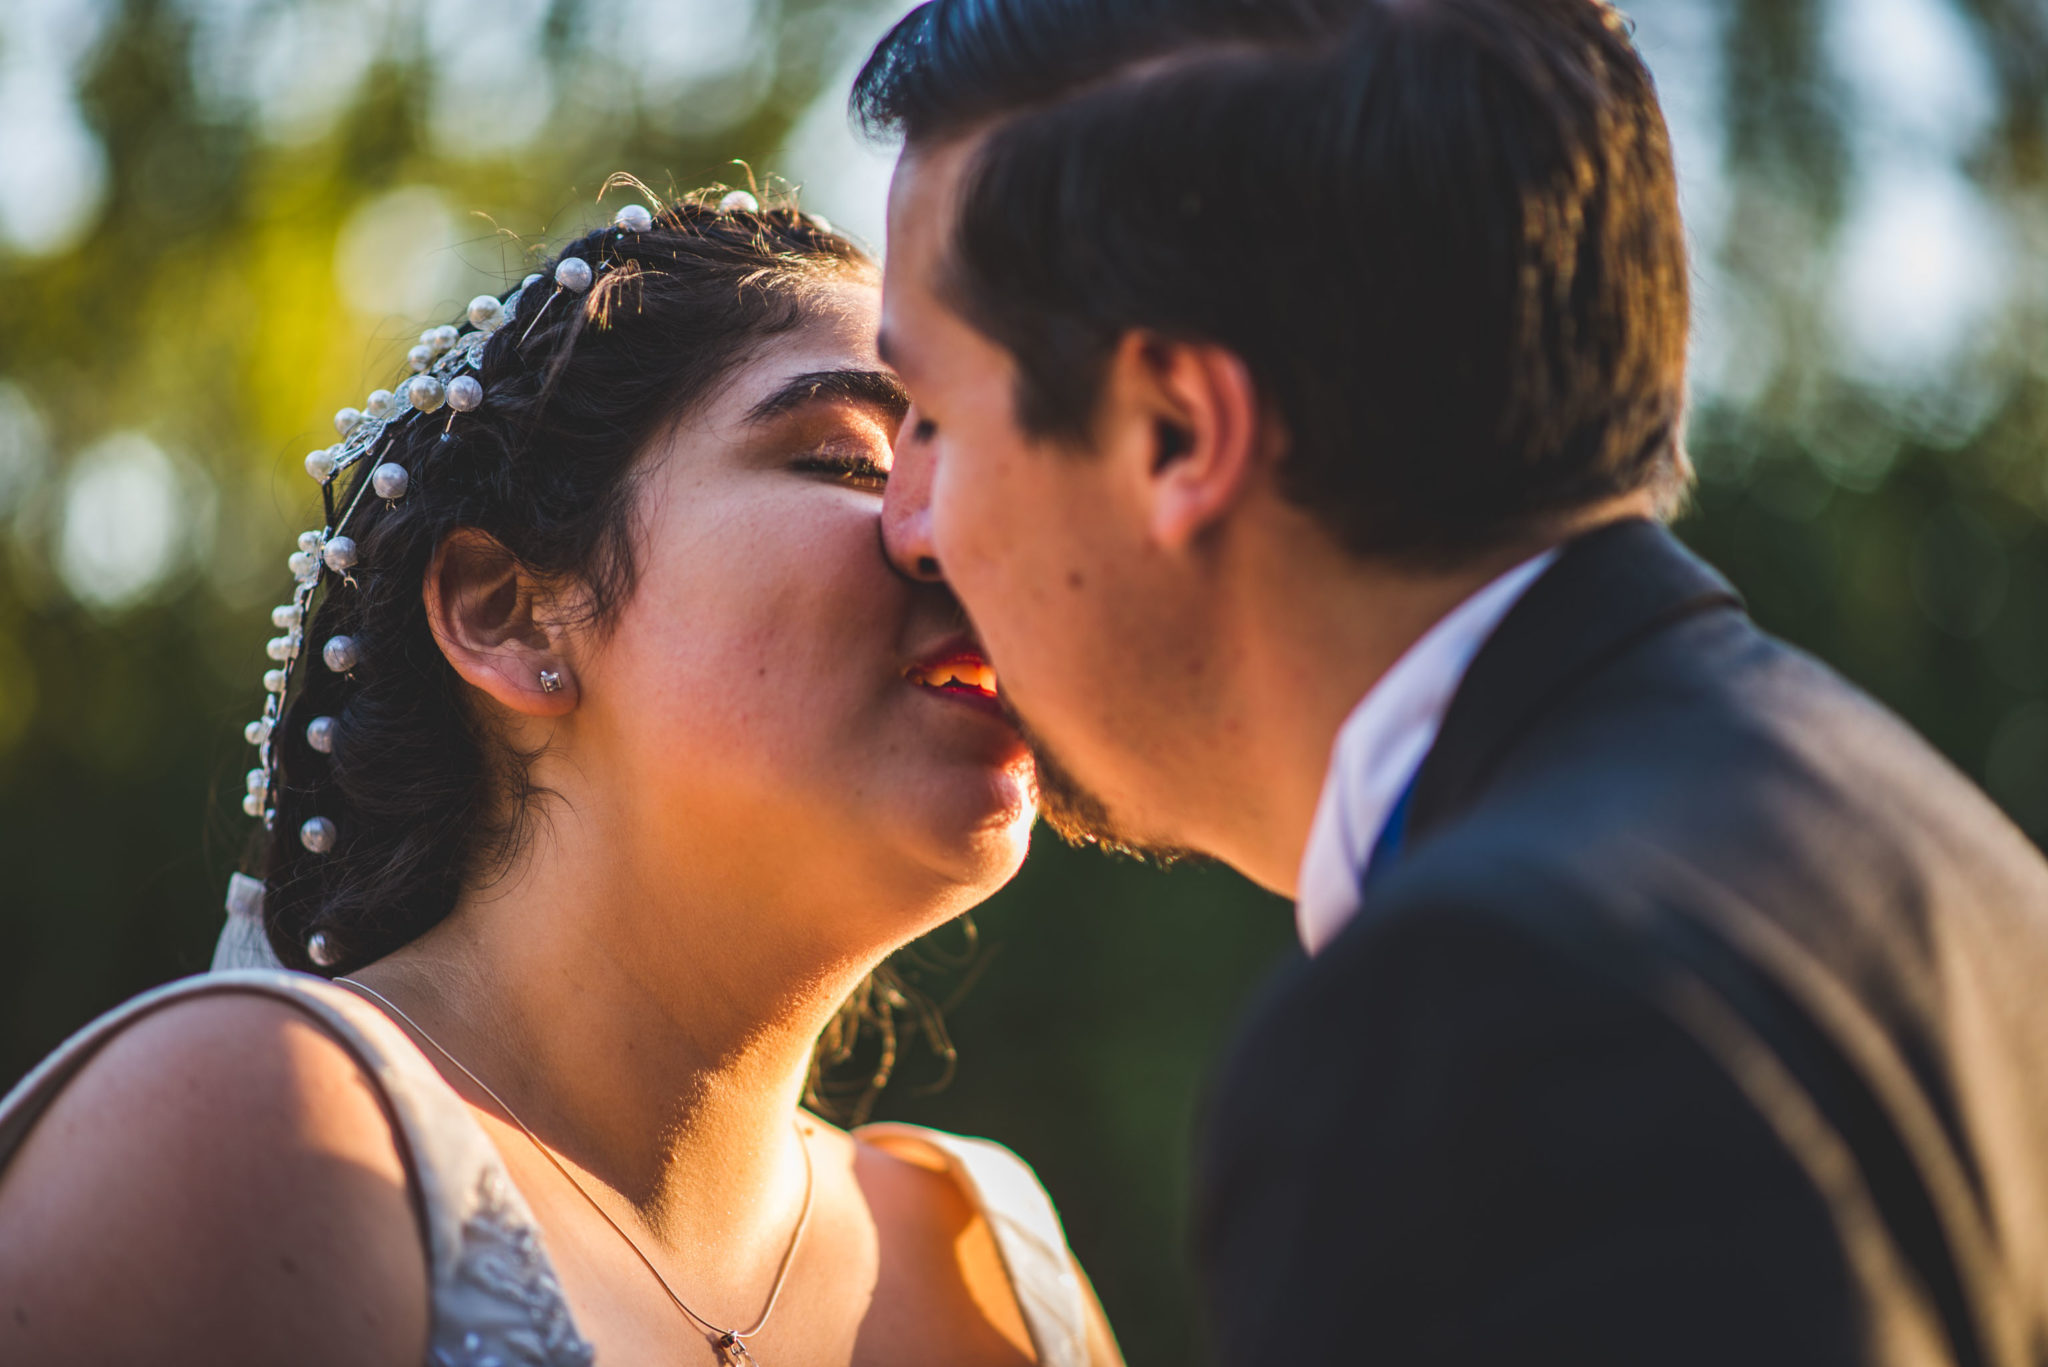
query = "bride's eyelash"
(792, 453, 890, 486)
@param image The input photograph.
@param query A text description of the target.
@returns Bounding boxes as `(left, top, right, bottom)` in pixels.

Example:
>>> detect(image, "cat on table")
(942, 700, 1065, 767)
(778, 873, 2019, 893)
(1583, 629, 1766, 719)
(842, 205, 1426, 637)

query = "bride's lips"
(904, 638, 1007, 720)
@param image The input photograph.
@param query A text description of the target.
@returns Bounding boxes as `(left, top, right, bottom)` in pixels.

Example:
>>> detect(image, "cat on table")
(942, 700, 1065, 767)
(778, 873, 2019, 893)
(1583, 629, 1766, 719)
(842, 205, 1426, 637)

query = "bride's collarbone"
(0, 991, 1040, 1367)
(484, 1123, 1036, 1367)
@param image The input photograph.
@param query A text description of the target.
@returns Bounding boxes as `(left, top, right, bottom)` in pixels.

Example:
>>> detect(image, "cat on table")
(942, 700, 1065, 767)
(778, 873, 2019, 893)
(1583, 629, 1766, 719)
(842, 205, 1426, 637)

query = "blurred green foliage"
(0, 2, 2044, 1364)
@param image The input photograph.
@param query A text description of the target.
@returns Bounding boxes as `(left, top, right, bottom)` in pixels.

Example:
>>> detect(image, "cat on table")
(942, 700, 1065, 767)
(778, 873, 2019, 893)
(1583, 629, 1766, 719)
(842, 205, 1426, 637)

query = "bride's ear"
(423, 528, 579, 716)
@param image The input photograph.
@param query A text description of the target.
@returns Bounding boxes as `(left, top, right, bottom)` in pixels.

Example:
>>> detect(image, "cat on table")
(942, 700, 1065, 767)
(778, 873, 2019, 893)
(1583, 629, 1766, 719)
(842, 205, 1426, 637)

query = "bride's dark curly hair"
(250, 187, 955, 1122)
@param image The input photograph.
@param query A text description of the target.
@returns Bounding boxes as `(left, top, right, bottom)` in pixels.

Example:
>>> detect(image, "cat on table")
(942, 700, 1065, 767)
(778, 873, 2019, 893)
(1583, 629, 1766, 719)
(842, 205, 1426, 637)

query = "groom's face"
(877, 141, 1193, 856)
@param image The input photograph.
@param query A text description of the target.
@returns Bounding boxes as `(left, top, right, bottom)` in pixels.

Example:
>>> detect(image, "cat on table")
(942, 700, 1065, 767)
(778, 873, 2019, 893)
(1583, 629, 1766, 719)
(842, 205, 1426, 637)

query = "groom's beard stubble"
(1002, 695, 1196, 865)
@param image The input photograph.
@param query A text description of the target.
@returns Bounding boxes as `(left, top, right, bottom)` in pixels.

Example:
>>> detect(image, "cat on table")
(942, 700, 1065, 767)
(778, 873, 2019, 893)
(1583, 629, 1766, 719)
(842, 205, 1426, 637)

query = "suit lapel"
(1403, 519, 1744, 850)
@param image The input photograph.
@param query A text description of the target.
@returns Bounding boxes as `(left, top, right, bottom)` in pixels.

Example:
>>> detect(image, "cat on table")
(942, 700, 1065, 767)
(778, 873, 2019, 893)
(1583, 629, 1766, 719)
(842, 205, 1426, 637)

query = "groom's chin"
(1005, 699, 1198, 865)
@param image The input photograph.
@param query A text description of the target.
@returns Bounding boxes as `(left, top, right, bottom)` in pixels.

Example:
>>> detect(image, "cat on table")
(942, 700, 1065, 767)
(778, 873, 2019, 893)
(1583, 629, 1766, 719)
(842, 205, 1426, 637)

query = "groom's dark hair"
(854, 0, 1693, 563)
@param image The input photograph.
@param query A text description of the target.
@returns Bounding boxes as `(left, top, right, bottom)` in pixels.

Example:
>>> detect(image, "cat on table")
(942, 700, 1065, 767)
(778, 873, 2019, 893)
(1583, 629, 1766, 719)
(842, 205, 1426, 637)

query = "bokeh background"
(1, 0, 2044, 1361)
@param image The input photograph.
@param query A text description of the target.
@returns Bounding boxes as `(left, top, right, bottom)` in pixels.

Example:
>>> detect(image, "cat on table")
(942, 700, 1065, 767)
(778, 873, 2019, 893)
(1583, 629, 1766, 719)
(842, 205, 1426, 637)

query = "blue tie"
(1362, 772, 1418, 892)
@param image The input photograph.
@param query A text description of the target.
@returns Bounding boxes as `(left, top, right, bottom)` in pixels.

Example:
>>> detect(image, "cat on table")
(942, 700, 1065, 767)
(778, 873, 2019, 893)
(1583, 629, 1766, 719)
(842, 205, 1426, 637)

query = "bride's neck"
(348, 832, 870, 1251)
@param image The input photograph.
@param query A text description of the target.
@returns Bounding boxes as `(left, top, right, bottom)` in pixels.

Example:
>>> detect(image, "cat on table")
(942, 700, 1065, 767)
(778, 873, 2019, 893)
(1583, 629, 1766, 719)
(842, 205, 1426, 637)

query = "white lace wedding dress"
(0, 967, 1093, 1367)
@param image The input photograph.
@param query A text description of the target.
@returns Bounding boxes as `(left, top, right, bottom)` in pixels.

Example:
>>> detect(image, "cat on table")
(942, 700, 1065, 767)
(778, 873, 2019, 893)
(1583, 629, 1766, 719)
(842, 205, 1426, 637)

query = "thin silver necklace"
(338, 977, 815, 1367)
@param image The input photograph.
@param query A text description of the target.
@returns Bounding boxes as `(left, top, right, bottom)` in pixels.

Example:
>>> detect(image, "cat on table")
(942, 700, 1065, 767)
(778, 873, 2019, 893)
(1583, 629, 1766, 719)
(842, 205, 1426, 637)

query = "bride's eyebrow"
(743, 369, 910, 426)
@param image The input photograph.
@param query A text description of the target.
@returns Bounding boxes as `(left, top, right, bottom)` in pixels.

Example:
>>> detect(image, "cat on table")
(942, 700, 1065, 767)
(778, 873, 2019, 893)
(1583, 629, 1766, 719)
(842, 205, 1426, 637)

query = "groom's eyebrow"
(744, 369, 910, 425)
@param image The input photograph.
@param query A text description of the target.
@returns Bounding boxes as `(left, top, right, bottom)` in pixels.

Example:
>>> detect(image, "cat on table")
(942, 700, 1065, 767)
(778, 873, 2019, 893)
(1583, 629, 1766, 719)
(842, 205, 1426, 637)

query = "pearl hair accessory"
(407, 374, 447, 413)
(226, 268, 536, 891)
(719, 190, 760, 214)
(555, 256, 593, 293)
(322, 536, 358, 573)
(322, 635, 360, 673)
(371, 462, 409, 500)
(614, 202, 654, 232)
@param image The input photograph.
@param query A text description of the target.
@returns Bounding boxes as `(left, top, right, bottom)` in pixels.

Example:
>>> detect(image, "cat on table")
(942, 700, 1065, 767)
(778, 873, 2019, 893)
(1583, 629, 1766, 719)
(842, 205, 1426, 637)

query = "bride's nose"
(882, 403, 944, 584)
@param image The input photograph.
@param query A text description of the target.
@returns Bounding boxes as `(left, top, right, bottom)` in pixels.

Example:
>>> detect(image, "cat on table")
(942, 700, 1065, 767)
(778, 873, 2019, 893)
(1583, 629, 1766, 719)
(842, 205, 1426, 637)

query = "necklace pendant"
(717, 1333, 758, 1365)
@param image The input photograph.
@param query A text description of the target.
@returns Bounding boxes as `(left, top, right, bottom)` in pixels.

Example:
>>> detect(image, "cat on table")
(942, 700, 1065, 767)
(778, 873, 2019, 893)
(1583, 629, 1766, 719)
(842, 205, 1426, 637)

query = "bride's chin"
(907, 765, 1038, 890)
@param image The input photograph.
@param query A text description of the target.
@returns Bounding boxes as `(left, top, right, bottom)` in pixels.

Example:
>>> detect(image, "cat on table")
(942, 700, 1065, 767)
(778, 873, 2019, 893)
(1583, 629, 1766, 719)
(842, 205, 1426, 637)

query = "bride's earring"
(539, 669, 563, 694)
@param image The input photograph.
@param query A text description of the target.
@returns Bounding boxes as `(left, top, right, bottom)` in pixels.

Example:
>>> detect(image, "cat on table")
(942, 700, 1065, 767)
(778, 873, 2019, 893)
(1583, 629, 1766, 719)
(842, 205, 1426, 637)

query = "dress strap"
(0, 970, 592, 1367)
(858, 1122, 1091, 1367)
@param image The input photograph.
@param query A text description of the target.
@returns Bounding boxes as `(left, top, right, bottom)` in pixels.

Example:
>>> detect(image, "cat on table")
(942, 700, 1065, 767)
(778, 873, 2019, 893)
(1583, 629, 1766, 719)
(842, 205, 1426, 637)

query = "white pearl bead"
(265, 635, 296, 662)
(554, 257, 593, 293)
(245, 718, 272, 746)
(371, 462, 410, 500)
(468, 294, 506, 331)
(242, 792, 264, 817)
(263, 668, 288, 693)
(305, 448, 337, 482)
(297, 530, 323, 553)
(408, 375, 446, 412)
(307, 930, 340, 965)
(300, 818, 337, 855)
(306, 715, 337, 754)
(323, 635, 360, 673)
(446, 375, 483, 412)
(614, 203, 654, 232)
(246, 767, 268, 796)
(272, 603, 301, 629)
(365, 388, 397, 419)
(407, 343, 435, 373)
(522, 272, 543, 289)
(322, 536, 358, 572)
(719, 190, 760, 214)
(288, 550, 318, 580)
(334, 407, 364, 438)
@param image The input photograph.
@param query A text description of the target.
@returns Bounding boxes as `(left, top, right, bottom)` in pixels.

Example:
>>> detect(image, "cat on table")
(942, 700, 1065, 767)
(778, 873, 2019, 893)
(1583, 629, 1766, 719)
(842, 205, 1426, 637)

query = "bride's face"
(566, 281, 1036, 944)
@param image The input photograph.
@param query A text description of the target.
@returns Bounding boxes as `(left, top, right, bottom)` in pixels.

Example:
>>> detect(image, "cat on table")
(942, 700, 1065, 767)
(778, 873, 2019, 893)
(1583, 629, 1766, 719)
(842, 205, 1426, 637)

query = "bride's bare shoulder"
(0, 991, 428, 1366)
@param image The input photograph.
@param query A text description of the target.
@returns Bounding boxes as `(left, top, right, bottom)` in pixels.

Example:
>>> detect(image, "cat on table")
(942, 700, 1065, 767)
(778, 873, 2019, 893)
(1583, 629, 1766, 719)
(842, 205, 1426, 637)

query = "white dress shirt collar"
(1293, 551, 1558, 954)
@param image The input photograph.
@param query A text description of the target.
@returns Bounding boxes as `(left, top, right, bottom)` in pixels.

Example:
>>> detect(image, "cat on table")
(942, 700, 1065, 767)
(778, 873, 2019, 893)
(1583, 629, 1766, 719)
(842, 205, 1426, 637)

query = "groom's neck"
(1201, 491, 1658, 896)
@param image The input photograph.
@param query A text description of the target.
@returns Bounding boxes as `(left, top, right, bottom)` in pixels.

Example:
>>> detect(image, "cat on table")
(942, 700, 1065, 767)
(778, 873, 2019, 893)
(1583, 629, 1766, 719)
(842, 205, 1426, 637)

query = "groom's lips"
(905, 639, 1006, 720)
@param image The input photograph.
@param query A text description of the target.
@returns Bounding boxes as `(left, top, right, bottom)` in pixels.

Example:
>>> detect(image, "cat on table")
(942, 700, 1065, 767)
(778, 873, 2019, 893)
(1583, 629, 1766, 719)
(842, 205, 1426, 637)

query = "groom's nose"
(883, 404, 945, 583)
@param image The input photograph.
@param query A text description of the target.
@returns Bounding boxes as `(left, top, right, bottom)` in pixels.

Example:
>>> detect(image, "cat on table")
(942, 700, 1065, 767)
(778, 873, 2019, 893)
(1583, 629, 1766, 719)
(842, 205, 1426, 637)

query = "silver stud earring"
(539, 669, 562, 694)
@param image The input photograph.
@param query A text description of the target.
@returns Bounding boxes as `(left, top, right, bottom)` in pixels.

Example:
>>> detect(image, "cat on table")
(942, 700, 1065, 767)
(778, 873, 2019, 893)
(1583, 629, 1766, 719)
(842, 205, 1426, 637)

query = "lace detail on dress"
(429, 1168, 595, 1367)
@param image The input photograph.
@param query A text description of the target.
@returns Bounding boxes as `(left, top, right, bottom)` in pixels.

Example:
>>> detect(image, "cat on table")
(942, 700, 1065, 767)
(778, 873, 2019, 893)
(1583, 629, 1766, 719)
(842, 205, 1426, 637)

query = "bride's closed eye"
(792, 451, 890, 489)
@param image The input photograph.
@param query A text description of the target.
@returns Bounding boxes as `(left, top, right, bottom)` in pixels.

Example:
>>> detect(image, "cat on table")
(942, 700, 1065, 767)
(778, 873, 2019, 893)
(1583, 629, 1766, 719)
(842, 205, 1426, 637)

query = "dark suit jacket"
(1196, 520, 2048, 1366)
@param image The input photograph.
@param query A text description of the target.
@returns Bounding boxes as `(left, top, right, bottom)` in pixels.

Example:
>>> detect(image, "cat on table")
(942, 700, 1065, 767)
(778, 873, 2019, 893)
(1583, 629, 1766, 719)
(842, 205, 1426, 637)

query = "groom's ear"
(1103, 332, 1275, 553)
(423, 528, 580, 717)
